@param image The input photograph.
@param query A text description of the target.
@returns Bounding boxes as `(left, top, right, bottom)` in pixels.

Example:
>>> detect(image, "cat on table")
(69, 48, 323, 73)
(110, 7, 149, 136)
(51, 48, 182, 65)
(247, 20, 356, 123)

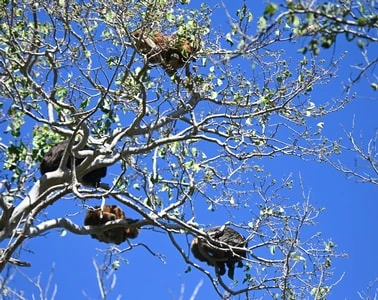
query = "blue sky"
(2, 1, 378, 299)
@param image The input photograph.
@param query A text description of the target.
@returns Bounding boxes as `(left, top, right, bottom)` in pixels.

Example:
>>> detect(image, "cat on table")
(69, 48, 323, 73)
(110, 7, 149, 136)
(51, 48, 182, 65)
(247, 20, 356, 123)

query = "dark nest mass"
(84, 205, 139, 245)
(132, 29, 198, 77)
(40, 140, 107, 187)
(191, 226, 248, 279)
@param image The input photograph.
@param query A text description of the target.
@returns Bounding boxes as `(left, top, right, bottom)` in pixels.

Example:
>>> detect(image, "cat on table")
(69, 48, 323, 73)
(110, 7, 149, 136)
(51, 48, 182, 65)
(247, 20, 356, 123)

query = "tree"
(0, 0, 376, 299)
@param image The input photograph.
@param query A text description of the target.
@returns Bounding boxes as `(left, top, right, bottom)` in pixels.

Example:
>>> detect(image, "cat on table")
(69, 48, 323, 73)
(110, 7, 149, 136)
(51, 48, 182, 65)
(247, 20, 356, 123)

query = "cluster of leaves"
(261, 0, 378, 55)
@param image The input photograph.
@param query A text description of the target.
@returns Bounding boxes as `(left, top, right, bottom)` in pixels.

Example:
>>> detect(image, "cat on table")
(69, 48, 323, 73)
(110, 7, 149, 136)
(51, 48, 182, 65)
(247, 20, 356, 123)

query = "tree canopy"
(0, 0, 377, 299)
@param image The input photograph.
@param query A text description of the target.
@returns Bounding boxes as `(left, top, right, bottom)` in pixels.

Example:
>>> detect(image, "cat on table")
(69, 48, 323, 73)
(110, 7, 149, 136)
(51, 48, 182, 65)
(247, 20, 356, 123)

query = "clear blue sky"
(4, 1, 378, 299)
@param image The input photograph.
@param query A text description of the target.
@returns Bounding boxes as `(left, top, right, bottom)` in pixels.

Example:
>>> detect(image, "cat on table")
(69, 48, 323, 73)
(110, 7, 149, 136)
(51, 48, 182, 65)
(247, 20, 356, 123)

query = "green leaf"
(112, 260, 121, 270)
(264, 3, 278, 17)
(357, 39, 365, 49)
(56, 85, 67, 99)
(297, 47, 307, 54)
(357, 17, 367, 26)
(291, 252, 305, 262)
(80, 98, 90, 109)
(258, 16, 267, 31)
(225, 32, 233, 46)
(170, 142, 180, 153)
(321, 35, 335, 48)
(210, 91, 218, 100)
